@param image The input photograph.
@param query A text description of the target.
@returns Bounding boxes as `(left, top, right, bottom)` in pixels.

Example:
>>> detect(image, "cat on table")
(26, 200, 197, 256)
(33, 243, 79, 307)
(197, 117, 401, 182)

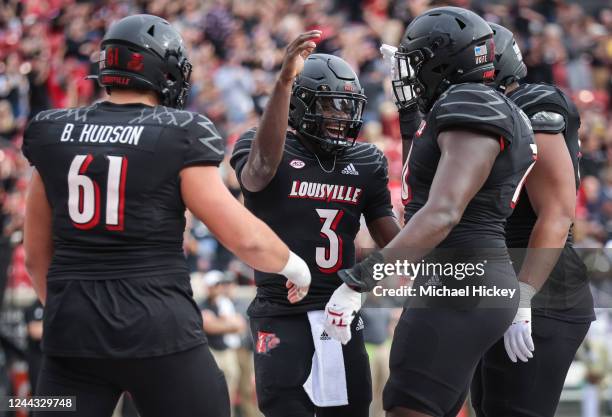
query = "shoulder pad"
(229, 128, 258, 170)
(231, 128, 257, 155)
(435, 84, 510, 122)
(237, 128, 257, 143)
(127, 106, 197, 127)
(340, 142, 388, 175)
(189, 114, 225, 157)
(508, 83, 568, 116)
(180, 112, 224, 167)
(33, 105, 98, 123)
(432, 83, 514, 140)
(530, 111, 566, 133)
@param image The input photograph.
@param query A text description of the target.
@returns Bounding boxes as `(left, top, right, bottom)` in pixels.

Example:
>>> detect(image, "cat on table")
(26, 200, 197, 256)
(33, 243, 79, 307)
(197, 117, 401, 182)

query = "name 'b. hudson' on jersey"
(60, 123, 145, 146)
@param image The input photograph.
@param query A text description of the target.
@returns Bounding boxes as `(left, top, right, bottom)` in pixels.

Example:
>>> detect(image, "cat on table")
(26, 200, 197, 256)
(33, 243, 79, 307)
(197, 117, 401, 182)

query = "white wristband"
(279, 251, 311, 287)
(518, 282, 536, 308)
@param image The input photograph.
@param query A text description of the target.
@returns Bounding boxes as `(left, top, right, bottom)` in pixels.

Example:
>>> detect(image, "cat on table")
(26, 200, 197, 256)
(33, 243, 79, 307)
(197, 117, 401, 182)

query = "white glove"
(504, 282, 536, 363)
(324, 284, 362, 345)
(380, 43, 398, 80)
(279, 251, 311, 303)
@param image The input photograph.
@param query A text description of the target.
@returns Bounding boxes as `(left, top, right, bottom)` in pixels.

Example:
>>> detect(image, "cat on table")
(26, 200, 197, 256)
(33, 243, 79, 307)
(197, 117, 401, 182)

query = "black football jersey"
(230, 130, 394, 317)
(505, 83, 593, 323)
(23, 102, 225, 281)
(401, 83, 536, 247)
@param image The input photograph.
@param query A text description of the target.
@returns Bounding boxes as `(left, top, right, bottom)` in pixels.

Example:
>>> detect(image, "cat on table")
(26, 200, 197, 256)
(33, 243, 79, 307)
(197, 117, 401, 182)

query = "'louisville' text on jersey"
(288, 180, 362, 205)
(59, 123, 145, 146)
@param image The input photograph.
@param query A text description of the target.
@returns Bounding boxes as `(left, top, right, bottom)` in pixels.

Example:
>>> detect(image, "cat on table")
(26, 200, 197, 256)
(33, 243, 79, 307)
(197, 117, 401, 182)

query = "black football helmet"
(89, 14, 192, 109)
(289, 54, 367, 156)
(488, 23, 527, 91)
(393, 7, 496, 112)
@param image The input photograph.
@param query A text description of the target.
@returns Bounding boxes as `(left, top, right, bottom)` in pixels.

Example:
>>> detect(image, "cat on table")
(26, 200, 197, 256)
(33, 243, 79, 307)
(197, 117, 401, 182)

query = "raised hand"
(279, 30, 322, 84)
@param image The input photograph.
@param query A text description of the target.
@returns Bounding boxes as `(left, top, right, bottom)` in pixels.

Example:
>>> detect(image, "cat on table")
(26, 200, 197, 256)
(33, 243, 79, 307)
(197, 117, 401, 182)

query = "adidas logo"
(341, 163, 359, 175)
(320, 331, 331, 341)
(355, 316, 365, 331)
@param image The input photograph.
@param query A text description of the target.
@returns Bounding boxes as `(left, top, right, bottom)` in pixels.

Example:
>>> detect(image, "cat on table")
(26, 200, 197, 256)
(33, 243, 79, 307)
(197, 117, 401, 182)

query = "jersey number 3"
(315, 209, 344, 273)
(68, 154, 128, 231)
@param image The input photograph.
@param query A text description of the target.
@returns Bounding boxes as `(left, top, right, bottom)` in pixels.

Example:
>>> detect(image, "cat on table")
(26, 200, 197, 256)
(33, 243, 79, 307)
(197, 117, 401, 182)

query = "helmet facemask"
(392, 49, 427, 111)
(293, 87, 366, 155)
(161, 49, 193, 109)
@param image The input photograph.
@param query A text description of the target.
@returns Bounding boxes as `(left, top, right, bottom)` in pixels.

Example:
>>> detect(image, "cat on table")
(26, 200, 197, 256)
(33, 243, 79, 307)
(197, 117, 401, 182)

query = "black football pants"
(34, 344, 230, 417)
(471, 315, 591, 417)
(250, 313, 372, 417)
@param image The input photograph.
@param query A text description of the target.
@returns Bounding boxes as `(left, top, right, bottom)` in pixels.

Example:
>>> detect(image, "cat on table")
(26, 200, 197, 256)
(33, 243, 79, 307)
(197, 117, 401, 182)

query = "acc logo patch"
(290, 159, 306, 169)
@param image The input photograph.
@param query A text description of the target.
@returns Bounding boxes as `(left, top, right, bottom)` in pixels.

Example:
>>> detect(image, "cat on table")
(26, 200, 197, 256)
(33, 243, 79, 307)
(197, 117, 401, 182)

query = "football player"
(323, 7, 537, 417)
(22, 15, 311, 417)
(229, 33, 401, 417)
(470, 23, 595, 417)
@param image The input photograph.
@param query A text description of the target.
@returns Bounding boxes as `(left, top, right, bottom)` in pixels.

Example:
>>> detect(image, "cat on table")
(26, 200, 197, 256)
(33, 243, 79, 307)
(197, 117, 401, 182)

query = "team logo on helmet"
(127, 53, 144, 72)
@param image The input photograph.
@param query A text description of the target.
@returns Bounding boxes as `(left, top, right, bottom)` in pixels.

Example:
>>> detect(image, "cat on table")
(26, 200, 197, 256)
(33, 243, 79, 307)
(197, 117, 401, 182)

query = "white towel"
(303, 310, 349, 407)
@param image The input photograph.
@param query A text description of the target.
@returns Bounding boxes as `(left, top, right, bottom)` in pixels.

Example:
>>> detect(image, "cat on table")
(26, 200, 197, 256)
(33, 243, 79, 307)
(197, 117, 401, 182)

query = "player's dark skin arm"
(24, 170, 53, 305)
(383, 130, 500, 259)
(241, 31, 321, 193)
(517, 132, 575, 290)
(367, 217, 402, 248)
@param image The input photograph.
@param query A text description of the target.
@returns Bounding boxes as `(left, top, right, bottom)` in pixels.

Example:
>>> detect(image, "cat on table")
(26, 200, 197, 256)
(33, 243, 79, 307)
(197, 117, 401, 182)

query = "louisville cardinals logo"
(256, 331, 280, 355)
(127, 53, 144, 72)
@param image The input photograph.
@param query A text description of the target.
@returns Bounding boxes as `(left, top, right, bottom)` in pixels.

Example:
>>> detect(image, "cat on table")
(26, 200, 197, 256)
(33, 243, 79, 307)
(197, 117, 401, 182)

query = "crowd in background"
(1, 0, 612, 416)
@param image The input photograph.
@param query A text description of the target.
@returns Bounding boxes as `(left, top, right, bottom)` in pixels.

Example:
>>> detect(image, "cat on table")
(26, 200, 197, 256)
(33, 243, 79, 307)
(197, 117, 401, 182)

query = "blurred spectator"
(232, 283, 261, 417)
(577, 334, 609, 417)
(201, 270, 246, 417)
(362, 307, 393, 417)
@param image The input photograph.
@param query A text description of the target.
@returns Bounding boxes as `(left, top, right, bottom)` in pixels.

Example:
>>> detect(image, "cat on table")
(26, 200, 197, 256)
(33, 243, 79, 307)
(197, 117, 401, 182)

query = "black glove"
(338, 251, 385, 293)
